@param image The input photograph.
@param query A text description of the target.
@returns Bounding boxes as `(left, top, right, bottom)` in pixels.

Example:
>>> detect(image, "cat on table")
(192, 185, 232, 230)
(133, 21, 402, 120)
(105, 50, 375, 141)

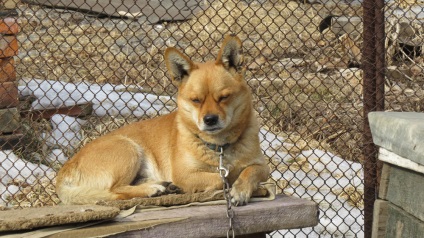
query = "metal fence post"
(362, 0, 385, 237)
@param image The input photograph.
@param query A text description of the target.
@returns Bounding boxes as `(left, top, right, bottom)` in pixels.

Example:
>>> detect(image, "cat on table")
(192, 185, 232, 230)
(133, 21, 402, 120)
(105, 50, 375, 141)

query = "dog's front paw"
(150, 182, 183, 197)
(163, 182, 184, 194)
(148, 183, 168, 197)
(230, 182, 253, 206)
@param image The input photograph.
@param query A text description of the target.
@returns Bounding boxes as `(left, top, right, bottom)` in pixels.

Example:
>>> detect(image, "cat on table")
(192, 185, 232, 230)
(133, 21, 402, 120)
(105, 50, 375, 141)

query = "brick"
(0, 35, 18, 58)
(0, 17, 19, 35)
(0, 82, 18, 109)
(0, 107, 19, 133)
(0, 57, 16, 82)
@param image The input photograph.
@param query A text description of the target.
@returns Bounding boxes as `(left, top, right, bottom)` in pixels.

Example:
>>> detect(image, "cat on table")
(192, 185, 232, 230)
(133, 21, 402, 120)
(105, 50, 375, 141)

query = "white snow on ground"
(260, 129, 364, 238)
(0, 151, 54, 202)
(1, 79, 364, 237)
(44, 114, 88, 152)
(18, 78, 172, 117)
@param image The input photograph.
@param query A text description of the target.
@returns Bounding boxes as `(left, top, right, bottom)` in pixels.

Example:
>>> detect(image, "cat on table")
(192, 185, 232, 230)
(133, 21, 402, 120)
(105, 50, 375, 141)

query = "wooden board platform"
(1, 195, 318, 238)
(54, 195, 318, 238)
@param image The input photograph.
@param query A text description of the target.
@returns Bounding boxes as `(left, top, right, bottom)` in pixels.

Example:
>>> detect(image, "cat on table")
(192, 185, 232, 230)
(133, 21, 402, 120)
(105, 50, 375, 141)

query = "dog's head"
(165, 35, 253, 141)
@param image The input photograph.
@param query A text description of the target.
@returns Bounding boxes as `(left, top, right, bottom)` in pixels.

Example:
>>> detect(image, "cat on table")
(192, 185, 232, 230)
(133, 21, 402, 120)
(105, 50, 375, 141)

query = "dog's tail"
(55, 171, 122, 205)
(56, 182, 120, 205)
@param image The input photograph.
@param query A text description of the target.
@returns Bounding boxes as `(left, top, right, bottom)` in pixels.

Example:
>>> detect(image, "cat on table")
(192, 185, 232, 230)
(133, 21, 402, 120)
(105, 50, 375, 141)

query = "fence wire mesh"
(0, 0, 423, 237)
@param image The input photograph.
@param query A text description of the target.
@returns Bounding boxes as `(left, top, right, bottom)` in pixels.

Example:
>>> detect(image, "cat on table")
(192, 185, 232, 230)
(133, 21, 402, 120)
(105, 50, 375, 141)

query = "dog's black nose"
(203, 114, 219, 126)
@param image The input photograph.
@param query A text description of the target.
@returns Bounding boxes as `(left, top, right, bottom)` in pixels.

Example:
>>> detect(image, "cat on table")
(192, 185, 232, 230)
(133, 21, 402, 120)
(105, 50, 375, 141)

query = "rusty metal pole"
(362, 0, 378, 237)
(375, 0, 386, 193)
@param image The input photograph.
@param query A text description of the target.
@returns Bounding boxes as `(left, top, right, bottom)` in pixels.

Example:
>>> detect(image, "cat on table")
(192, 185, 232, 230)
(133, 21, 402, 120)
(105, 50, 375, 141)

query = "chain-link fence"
(0, 0, 423, 237)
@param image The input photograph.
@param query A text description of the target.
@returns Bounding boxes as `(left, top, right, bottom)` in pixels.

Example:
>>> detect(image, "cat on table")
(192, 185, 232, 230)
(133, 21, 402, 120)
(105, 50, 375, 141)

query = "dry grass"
(3, 176, 60, 208)
(334, 186, 364, 209)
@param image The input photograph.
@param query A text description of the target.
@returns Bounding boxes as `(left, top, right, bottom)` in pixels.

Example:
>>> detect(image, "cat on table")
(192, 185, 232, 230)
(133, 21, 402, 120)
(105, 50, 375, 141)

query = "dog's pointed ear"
(216, 35, 243, 71)
(165, 47, 197, 83)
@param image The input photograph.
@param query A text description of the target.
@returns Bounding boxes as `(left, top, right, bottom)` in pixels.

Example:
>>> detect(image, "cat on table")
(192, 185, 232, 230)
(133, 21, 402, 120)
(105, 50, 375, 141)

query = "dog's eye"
(191, 98, 201, 104)
(219, 95, 230, 102)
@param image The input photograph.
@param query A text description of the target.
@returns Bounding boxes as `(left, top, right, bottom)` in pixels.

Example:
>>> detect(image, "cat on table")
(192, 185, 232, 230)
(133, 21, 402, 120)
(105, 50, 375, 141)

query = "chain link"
(218, 147, 235, 238)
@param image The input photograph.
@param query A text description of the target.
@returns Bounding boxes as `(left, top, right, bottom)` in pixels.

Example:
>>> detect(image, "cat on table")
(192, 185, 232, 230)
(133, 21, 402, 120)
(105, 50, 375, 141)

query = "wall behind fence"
(0, 0, 423, 237)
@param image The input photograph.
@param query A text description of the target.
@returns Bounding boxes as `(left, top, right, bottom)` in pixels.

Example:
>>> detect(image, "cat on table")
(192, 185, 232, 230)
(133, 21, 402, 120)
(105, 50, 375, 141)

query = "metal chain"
(218, 146, 235, 238)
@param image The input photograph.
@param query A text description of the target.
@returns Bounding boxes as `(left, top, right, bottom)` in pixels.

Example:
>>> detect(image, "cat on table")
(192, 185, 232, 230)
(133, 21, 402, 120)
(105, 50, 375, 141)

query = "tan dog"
(56, 35, 269, 206)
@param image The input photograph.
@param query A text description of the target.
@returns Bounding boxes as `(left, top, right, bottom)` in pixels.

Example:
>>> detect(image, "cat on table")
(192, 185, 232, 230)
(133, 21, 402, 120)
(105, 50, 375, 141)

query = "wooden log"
(0, 17, 19, 35)
(0, 132, 23, 149)
(371, 199, 389, 238)
(20, 102, 93, 120)
(0, 35, 18, 58)
(0, 57, 16, 83)
(0, 81, 18, 109)
(0, 107, 19, 133)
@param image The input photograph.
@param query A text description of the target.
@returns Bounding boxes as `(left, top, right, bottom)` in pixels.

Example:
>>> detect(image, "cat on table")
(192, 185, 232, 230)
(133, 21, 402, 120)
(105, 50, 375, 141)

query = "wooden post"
(0, 6, 23, 149)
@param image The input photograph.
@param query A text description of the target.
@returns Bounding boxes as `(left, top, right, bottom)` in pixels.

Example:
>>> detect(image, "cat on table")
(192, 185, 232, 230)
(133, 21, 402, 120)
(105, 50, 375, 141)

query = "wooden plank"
(0, 35, 18, 58)
(0, 132, 23, 150)
(378, 163, 391, 200)
(385, 202, 424, 238)
(48, 195, 318, 238)
(0, 57, 16, 83)
(0, 17, 19, 35)
(379, 148, 424, 174)
(0, 81, 18, 109)
(386, 165, 424, 222)
(371, 199, 389, 238)
(20, 102, 93, 120)
(0, 107, 19, 133)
